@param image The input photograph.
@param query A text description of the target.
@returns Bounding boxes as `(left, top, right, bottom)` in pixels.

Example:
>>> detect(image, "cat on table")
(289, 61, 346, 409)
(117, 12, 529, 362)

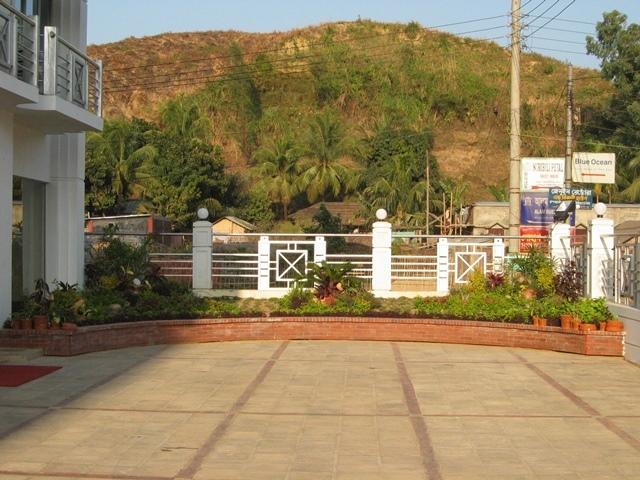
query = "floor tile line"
(510, 350, 640, 452)
(0, 469, 171, 480)
(175, 340, 289, 480)
(391, 342, 442, 480)
(0, 347, 169, 441)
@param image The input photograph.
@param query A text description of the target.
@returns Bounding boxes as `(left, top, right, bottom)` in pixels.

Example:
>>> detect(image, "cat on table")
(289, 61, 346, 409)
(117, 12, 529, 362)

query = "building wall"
(212, 219, 248, 235)
(0, 110, 15, 321)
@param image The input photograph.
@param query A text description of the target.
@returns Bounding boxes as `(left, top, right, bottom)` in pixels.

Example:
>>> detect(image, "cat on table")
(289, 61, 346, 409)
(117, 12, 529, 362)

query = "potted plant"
(560, 302, 575, 330)
(30, 279, 52, 330)
(606, 318, 624, 332)
(49, 281, 83, 330)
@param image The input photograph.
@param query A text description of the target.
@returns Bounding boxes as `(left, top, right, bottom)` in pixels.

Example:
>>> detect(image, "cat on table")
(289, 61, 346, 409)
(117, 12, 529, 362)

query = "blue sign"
(521, 192, 575, 226)
(548, 187, 594, 210)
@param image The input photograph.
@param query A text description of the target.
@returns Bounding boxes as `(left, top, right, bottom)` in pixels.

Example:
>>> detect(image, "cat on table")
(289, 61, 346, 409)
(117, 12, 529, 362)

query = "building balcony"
(17, 25, 103, 133)
(0, 0, 39, 107)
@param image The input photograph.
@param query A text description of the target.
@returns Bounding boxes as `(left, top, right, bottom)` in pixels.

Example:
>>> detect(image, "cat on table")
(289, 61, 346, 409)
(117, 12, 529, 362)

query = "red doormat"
(0, 365, 62, 387)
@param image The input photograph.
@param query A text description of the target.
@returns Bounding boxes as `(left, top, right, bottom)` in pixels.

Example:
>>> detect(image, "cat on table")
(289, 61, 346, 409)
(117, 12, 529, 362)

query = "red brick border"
(0, 317, 624, 357)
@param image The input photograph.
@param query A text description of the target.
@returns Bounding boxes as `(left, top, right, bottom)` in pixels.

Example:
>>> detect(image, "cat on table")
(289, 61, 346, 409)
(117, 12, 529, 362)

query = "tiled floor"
(0, 341, 638, 479)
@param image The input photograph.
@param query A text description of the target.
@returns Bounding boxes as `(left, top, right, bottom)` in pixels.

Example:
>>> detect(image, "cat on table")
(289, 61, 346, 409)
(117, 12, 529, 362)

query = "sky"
(88, 1, 640, 69)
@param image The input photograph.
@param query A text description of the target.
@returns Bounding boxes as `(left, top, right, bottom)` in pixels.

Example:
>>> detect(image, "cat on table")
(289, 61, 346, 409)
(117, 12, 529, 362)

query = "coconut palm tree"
(160, 95, 212, 142)
(253, 137, 302, 219)
(300, 111, 359, 203)
(87, 120, 156, 203)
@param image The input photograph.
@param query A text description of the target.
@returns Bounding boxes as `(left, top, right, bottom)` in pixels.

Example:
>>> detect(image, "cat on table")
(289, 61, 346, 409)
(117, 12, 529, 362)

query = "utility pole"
(565, 64, 573, 188)
(508, 0, 522, 253)
(425, 150, 430, 236)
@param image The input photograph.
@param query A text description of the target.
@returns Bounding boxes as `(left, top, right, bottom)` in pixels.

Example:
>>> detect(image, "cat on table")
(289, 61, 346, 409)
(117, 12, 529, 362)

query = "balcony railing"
(0, 0, 38, 86)
(41, 26, 102, 116)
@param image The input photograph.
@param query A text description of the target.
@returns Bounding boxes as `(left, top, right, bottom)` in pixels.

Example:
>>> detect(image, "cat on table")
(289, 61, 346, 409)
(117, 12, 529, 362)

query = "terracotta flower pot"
(320, 296, 336, 306)
(571, 317, 582, 330)
(598, 321, 607, 331)
(579, 323, 596, 332)
(522, 288, 537, 300)
(19, 318, 34, 330)
(605, 320, 624, 332)
(11, 319, 22, 329)
(537, 317, 548, 327)
(62, 322, 78, 331)
(33, 315, 48, 330)
(49, 322, 61, 330)
(560, 314, 572, 330)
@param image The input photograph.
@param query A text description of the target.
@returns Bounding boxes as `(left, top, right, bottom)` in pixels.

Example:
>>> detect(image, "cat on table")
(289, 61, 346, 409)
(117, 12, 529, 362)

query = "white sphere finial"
(594, 202, 607, 218)
(197, 207, 209, 220)
(375, 208, 388, 221)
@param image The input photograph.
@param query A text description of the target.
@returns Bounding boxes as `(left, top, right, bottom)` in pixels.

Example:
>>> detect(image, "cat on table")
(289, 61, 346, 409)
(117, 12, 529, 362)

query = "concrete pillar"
(313, 236, 326, 264)
(45, 134, 85, 287)
(587, 218, 614, 299)
(257, 236, 270, 291)
(192, 220, 212, 290)
(437, 238, 449, 294)
(550, 223, 571, 270)
(0, 110, 14, 321)
(371, 221, 392, 294)
(22, 179, 45, 294)
(492, 238, 505, 273)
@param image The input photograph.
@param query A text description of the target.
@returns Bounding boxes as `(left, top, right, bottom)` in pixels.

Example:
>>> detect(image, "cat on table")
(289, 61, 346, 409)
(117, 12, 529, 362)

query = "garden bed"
(0, 316, 624, 357)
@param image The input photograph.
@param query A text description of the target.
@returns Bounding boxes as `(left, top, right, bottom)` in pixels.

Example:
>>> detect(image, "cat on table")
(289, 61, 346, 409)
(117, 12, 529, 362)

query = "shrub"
(279, 284, 314, 310)
(554, 261, 583, 301)
(50, 281, 84, 326)
(301, 262, 355, 300)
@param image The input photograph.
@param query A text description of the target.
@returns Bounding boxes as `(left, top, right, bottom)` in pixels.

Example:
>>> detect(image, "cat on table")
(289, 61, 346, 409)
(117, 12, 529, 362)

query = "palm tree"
(300, 111, 359, 203)
(363, 153, 426, 226)
(87, 120, 156, 203)
(253, 137, 302, 219)
(160, 95, 212, 142)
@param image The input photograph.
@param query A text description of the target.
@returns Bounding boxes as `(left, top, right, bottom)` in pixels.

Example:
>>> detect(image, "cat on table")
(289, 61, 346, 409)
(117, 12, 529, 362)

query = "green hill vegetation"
(86, 16, 638, 231)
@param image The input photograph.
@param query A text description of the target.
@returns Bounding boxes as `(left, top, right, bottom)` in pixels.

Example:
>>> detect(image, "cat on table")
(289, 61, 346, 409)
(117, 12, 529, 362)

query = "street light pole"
(509, 0, 522, 253)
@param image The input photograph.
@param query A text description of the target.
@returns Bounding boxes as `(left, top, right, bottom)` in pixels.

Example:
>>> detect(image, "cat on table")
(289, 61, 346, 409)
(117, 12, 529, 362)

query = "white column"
(0, 111, 14, 321)
(314, 236, 327, 264)
(45, 134, 86, 287)
(257, 236, 270, 291)
(22, 180, 45, 294)
(587, 218, 614, 299)
(192, 220, 212, 290)
(550, 223, 571, 270)
(437, 238, 450, 294)
(492, 238, 505, 273)
(371, 221, 392, 294)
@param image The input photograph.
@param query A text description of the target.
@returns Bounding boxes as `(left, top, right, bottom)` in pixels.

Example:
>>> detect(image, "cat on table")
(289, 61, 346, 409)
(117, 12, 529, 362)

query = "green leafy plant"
(30, 279, 52, 316)
(301, 261, 355, 301)
(50, 281, 84, 326)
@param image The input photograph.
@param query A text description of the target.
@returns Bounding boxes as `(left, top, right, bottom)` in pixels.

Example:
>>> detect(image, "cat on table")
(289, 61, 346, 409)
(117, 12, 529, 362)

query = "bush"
(554, 261, 583, 301)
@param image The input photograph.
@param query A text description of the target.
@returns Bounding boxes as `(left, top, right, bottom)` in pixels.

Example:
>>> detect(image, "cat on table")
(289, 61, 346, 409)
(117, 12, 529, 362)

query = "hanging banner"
(520, 157, 565, 192)
(572, 152, 615, 184)
(548, 187, 594, 210)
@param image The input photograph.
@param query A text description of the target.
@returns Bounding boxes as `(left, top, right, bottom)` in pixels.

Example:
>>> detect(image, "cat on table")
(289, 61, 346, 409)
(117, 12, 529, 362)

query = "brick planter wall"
(0, 317, 625, 357)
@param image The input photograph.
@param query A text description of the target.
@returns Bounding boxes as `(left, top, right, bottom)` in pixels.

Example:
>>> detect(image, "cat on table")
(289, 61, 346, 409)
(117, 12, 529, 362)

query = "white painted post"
(192, 220, 212, 290)
(492, 238, 505, 273)
(314, 236, 326, 264)
(437, 238, 449, 294)
(550, 223, 571, 270)
(587, 217, 614, 299)
(371, 212, 392, 294)
(257, 236, 270, 291)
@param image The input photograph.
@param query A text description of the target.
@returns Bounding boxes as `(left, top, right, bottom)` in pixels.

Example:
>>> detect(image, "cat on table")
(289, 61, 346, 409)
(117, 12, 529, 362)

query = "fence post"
(550, 223, 571, 270)
(492, 238, 505, 273)
(371, 210, 392, 294)
(587, 217, 614, 299)
(437, 238, 449, 294)
(192, 219, 212, 290)
(257, 236, 270, 291)
(314, 236, 326, 264)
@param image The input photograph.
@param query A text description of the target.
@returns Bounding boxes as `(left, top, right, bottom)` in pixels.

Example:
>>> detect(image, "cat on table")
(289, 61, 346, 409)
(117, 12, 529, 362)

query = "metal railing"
(606, 233, 640, 308)
(0, 1, 38, 86)
(41, 26, 101, 115)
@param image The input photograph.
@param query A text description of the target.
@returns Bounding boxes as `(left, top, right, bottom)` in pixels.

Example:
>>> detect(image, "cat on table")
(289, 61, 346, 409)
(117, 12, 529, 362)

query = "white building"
(1, 0, 102, 320)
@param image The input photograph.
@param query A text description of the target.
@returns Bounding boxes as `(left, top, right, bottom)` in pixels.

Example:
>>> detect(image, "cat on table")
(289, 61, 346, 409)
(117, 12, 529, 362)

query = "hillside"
(88, 20, 612, 201)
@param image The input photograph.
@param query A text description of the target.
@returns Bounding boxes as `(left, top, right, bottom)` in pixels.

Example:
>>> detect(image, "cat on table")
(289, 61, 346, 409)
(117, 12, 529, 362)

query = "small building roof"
(290, 202, 365, 226)
(212, 216, 256, 231)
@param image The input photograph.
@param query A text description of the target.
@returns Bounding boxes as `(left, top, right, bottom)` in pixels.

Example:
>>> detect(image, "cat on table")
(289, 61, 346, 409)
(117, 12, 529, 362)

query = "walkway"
(0, 341, 639, 480)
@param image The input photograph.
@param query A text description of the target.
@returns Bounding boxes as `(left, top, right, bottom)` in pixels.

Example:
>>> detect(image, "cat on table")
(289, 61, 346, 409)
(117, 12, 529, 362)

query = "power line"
(519, 132, 640, 151)
(524, 0, 576, 39)
(525, 45, 588, 56)
(528, 35, 585, 46)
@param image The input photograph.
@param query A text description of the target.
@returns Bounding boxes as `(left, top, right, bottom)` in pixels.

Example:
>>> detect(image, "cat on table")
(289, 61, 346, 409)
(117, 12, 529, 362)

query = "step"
(0, 348, 43, 364)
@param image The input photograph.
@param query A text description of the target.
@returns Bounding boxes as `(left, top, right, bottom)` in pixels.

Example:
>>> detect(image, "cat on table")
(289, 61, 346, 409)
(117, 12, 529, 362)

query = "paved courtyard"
(0, 340, 639, 480)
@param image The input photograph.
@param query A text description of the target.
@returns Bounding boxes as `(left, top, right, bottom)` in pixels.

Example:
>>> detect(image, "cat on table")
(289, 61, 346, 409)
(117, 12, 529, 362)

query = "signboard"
(520, 192, 574, 227)
(519, 226, 549, 252)
(548, 187, 594, 210)
(572, 152, 615, 184)
(521, 157, 565, 192)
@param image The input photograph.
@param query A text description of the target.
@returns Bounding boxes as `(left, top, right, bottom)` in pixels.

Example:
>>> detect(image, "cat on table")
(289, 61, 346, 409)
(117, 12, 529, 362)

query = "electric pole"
(508, 0, 522, 252)
(565, 64, 573, 188)
(425, 149, 430, 236)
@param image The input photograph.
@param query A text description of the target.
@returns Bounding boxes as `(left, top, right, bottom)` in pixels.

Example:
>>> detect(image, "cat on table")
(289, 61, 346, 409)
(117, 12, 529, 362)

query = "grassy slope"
(89, 21, 611, 200)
